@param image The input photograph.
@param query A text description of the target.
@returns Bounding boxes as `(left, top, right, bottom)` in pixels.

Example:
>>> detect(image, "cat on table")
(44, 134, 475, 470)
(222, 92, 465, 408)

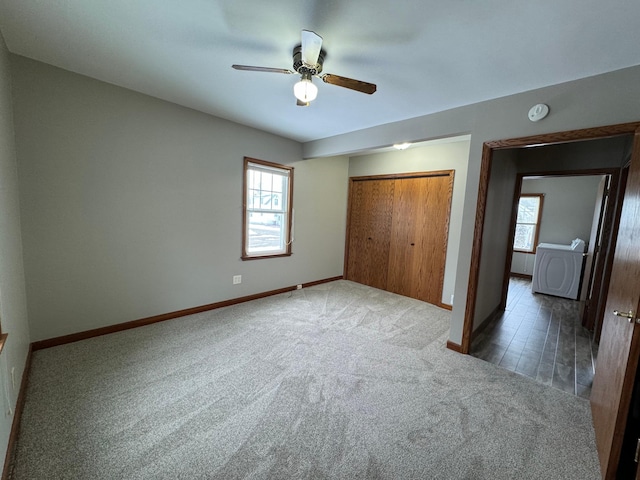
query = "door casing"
(461, 121, 640, 354)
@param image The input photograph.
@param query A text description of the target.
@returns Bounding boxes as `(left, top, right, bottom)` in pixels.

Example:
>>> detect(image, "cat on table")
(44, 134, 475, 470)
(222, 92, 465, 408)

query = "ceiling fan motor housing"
(293, 45, 325, 75)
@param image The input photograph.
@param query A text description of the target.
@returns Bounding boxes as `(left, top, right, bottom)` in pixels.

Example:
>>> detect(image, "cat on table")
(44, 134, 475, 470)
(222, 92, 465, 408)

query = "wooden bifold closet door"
(345, 171, 454, 307)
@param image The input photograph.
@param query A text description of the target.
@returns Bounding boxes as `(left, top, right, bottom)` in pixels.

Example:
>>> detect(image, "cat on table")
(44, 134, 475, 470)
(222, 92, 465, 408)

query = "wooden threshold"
(31, 276, 343, 351)
(510, 272, 533, 280)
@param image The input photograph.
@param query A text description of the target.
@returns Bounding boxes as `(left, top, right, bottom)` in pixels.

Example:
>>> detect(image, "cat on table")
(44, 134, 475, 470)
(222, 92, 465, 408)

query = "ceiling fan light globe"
(293, 79, 318, 103)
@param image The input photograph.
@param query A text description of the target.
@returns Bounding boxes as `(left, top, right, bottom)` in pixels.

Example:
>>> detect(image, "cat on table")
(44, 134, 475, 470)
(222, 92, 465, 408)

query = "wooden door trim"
(594, 166, 629, 343)
(343, 179, 356, 280)
(585, 171, 620, 333)
(461, 121, 640, 354)
(482, 121, 640, 149)
(349, 170, 454, 182)
(462, 144, 493, 353)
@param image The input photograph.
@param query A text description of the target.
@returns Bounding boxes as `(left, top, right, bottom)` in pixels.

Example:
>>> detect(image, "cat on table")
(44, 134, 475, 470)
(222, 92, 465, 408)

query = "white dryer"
(531, 239, 586, 300)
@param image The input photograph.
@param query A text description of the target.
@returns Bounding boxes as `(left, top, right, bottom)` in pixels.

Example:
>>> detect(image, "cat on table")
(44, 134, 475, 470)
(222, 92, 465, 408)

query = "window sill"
(242, 252, 292, 261)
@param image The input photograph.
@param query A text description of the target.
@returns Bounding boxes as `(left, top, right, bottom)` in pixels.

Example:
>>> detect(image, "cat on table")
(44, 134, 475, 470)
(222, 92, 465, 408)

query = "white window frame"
(242, 157, 293, 259)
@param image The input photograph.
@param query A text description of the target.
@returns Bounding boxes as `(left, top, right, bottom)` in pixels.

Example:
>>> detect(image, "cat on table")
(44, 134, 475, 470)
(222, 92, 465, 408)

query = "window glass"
(513, 194, 543, 253)
(516, 197, 540, 223)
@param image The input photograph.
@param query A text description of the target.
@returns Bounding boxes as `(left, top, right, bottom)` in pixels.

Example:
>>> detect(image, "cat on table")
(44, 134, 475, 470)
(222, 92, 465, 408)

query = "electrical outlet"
(233, 275, 242, 285)
(10, 367, 15, 391)
(296, 284, 302, 290)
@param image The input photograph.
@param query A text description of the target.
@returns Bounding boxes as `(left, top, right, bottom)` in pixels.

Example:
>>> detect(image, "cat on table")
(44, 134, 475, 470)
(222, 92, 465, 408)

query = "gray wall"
(0, 35, 30, 459)
(522, 175, 601, 245)
(347, 138, 470, 306)
(11, 56, 349, 342)
(474, 149, 518, 329)
(305, 64, 640, 345)
(511, 175, 604, 276)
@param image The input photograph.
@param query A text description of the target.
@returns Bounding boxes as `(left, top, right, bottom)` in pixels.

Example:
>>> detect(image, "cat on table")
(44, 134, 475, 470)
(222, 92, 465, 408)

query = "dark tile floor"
(471, 277, 598, 399)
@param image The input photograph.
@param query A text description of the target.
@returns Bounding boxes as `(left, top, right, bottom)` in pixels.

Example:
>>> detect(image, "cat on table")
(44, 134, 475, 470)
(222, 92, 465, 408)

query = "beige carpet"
(11, 280, 600, 479)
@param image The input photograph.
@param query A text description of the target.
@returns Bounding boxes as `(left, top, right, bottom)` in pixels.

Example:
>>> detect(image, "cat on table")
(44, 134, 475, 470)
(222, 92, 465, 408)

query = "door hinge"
(634, 438, 640, 463)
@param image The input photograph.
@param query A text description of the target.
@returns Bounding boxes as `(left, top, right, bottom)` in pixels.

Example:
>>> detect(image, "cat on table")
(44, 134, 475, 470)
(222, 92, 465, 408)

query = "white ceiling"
(1, 0, 639, 143)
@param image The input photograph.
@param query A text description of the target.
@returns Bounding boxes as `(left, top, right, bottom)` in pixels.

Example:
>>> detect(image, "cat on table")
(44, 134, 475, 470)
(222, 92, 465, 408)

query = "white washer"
(532, 239, 586, 300)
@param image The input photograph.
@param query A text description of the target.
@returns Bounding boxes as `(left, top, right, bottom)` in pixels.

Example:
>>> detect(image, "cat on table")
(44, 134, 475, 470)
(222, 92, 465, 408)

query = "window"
(513, 194, 543, 253)
(242, 157, 293, 259)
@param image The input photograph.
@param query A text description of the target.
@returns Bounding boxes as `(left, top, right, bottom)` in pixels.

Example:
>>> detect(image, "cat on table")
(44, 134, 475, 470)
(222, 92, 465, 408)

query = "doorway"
(471, 172, 613, 397)
(461, 127, 635, 354)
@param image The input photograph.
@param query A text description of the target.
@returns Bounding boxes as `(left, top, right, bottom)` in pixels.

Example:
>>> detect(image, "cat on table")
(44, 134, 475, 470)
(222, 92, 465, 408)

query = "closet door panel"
(412, 173, 453, 304)
(387, 174, 453, 305)
(345, 179, 395, 289)
(386, 177, 421, 296)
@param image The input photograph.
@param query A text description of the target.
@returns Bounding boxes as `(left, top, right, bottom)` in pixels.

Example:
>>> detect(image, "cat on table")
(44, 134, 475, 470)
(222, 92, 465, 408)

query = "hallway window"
(514, 194, 543, 253)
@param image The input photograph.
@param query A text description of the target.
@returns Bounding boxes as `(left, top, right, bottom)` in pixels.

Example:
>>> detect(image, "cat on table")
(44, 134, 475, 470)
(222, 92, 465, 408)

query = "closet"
(344, 170, 454, 307)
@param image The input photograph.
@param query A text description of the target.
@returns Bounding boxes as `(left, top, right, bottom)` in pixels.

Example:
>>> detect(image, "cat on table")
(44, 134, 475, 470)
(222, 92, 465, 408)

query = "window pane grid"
(247, 172, 287, 212)
(249, 208, 287, 214)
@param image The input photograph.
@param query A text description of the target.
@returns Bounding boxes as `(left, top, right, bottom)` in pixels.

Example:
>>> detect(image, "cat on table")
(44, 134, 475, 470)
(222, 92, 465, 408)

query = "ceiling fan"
(232, 30, 376, 106)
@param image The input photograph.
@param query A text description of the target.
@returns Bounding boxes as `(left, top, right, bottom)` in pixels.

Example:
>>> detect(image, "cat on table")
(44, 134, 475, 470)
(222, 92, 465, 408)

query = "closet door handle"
(410, 243, 415, 246)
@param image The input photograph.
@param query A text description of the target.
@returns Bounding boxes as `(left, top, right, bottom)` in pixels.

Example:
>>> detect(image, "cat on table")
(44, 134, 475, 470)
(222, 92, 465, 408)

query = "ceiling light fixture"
(293, 72, 318, 103)
(393, 142, 411, 150)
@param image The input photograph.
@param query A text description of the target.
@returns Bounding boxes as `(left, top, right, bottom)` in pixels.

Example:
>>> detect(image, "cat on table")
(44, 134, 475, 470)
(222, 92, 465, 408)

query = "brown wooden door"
(345, 179, 395, 289)
(386, 175, 453, 305)
(591, 129, 640, 479)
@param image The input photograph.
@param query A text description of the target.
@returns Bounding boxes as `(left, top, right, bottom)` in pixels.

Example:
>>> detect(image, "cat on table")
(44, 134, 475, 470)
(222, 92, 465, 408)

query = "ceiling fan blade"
(321, 74, 377, 94)
(232, 65, 294, 74)
(301, 30, 323, 66)
(296, 99, 310, 107)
